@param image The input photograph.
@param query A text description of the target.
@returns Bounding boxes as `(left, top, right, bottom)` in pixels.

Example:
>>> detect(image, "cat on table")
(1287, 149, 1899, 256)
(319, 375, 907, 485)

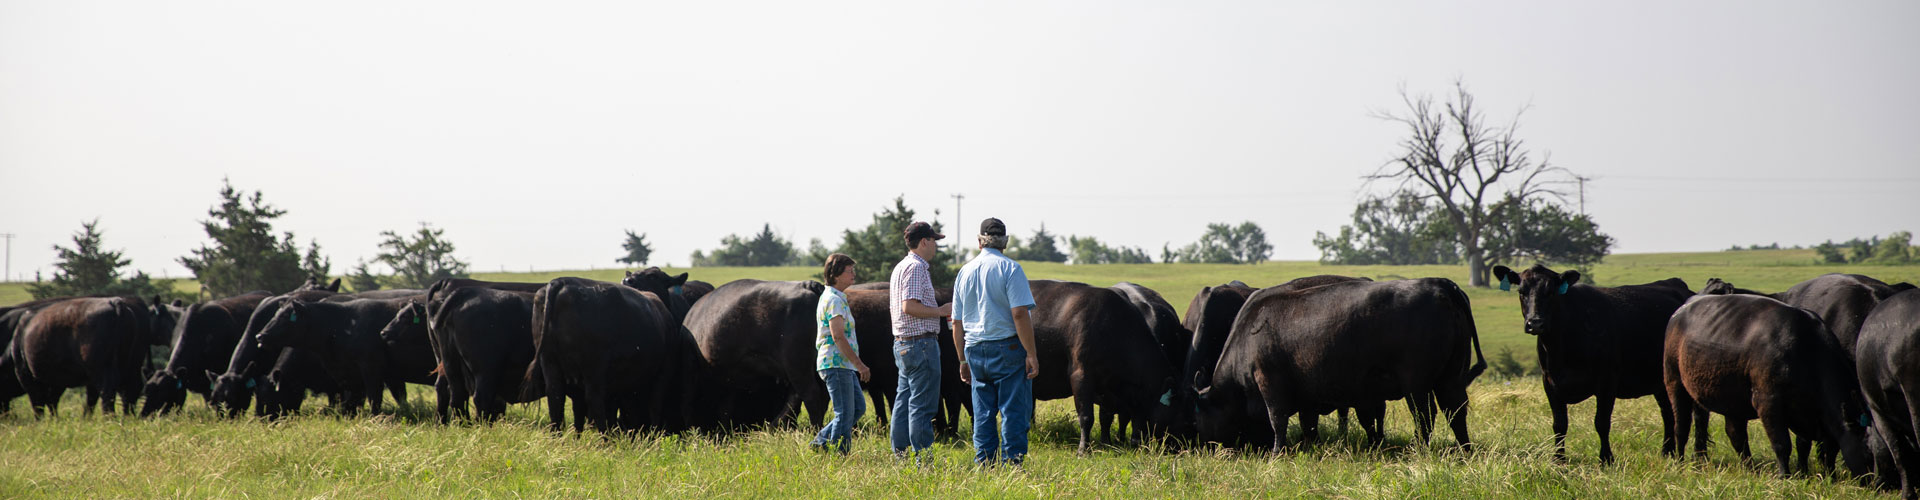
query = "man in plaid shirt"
(890, 221, 952, 459)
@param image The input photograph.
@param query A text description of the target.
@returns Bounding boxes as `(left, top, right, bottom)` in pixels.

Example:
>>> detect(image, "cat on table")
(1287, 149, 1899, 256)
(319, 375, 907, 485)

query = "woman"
(811, 253, 870, 454)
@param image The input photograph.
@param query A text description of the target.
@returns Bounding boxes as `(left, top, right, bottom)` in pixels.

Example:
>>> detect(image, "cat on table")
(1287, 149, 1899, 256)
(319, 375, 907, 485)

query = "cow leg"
(1438, 384, 1472, 452)
(1547, 391, 1570, 462)
(1337, 407, 1349, 437)
(870, 388, 890, 428)
(1410, 392, 1437, 445)
(583, 378, 609, 434)
(1760, 413, 1796, 477)
(1670, 385, 1698, 460)
(1654, 392, 1676, 457)
(1254, 370, 1290, 453)
(1098, 406, 1115, 443)
(570, 387, 588, 433)
(1727, 418, 1753, 461)
(446, 363, 472, 423)
(1299, 412, 1321, 444)
(543, 367, 566, 433)
(84, 383, 101, 418)
(1071, 369, 1095, 454)
(473, 373, 501, 424)
(388, 381, 408, 413)
(1595, 396, 1617, 465)
(1889, 392, 1920, 499)
(1356, 402, 1387, 446)
(1793, 432, 1813, 474)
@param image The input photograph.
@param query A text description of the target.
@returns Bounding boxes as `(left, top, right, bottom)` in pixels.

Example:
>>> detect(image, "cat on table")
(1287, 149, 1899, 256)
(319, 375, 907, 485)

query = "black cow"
(1492, 264, 1692, 463)
(1192, 278, 1483, 453)
(527, 277, 678, 433)
(681, 279, 826, 429)
(1773, 274, 1910, 356)
(10, 297, 157, 416)
(619, 267, 695, 323)
(208, 290, 343, 418)
(295, 277, 342, 293)
(254, 295, 422, 415)
(1856, 289, 1920, 496)
(1026, 280, 1181, 453)
(1665, 294, 1871, 478)
(414, 287, 537, 423)
(141, 291, 271, 416)
(1100, 282, 1191, 441)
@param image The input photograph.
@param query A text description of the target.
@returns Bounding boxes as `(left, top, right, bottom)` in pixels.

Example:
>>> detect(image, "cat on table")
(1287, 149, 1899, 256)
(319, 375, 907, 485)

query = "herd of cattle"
(4, 266, 1920, 494)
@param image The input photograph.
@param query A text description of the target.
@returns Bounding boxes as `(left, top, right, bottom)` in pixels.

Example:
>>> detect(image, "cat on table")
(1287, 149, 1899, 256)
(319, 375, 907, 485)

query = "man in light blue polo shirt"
(951, 217, 1039, 466)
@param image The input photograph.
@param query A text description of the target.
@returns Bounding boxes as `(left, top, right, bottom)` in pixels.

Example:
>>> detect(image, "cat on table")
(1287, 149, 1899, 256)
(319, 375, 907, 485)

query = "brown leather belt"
(896, 332, 938, 341)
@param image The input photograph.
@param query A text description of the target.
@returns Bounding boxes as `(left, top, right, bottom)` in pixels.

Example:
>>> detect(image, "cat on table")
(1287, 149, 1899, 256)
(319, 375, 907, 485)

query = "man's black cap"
(904, 221, 944, 245)
(980, 217, 1006, 237)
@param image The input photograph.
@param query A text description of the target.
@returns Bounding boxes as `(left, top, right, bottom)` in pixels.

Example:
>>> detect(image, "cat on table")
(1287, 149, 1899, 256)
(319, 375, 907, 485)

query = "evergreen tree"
(617, 230, 653, 266)
(810, 196, 957, 284)
(693, 224, 807, 267)
(374, 223, 470, 289)
(179, 179, 329, 296)
(1009, 224, 1067, 263)
(29, 219, 179, 300)
(346, 259, 382, 292)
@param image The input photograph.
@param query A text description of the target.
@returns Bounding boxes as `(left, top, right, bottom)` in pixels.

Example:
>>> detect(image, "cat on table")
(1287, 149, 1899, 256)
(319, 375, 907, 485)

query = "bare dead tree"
(1366, 81, 1568, 287)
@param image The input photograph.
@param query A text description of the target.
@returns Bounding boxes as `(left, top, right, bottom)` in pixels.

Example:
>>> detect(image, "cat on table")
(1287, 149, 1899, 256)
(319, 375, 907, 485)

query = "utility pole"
(1574, 175, 1591, 214)
(950, 193, 965, 264)
(1, 233, 12, 283)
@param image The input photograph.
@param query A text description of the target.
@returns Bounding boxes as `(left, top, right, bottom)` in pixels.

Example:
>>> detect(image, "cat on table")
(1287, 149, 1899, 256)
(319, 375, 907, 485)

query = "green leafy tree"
(1008, 224, 1067, 263)
(346, 259, 382, 292)
(1313, 191, 1459, 265)
(1067, 235, 1152, 264)
(1173, 222, 1272, 264)
(1481, 198, 1614, 274)
(1870, 231, 1913, 264)
(693, 223, 808, 267)
(374, 223, 470, 289)
(1814, 241, 1848, 264)
(179, 179, 330, 296)
(617, 230, 654, 266)
(809, 196, 957, 284)
(28, 219, 180, 301)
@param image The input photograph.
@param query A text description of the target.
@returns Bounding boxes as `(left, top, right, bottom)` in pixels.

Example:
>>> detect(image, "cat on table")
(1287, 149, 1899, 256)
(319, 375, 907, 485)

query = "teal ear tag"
(1861, 414, 1873, 427)
(176, 380, 184, 389)
(245, 379, 257, 389)
(289, 311, 298, 323)
(1556, 283, 1569, 295)
(670, 285, 683, 296)
(1498, 276, 1511, 292)
(1159, 390, 1173, 406)
(413, 316, 421, 325)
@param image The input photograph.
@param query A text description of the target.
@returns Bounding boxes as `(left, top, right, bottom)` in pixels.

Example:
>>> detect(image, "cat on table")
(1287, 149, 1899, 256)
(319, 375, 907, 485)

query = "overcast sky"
(2, 1, 1915, 281)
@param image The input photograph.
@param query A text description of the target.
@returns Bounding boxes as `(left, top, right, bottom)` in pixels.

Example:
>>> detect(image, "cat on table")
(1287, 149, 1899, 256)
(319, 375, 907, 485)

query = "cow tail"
(519, 282, 558, 402)
(1451, 281, 1487, 380)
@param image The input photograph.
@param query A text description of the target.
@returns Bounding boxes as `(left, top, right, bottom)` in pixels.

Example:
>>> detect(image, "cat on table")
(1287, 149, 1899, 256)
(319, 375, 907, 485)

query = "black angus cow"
(253, 295, 422, 416)
(1182, 276, 1394, 443)
(1, 297, 97, 413)
(619, 267, 697, 323)
(1101, 282, 1191, 441)
(141, 291, 271, 416)
(681, 279, 826, 430)
(295, 277, 342, 293)
(1855, 289, 1920, 496)
(526, 277, 679, 433)
(1492, 264, 1692, 463)
(1192, 278, 1483, 453)
(400, 287, 537, 423)
(10, 296, 171, 416)
(208, 290, 354, 418)
(1665, 294, 1872, 478)
(1026, 280, 1181, 453)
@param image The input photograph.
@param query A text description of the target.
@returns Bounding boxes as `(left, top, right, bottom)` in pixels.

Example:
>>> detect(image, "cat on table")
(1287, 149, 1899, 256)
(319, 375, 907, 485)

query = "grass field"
(2, 250, 1917, 498)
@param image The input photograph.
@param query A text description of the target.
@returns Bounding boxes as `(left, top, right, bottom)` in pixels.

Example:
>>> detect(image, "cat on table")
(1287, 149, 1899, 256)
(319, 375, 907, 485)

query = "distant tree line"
(1814, 231, 1914, 264)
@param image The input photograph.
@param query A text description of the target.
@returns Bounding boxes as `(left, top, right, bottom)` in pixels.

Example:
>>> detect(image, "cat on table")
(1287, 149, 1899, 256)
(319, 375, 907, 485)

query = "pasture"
(2, 249, 1916, 498)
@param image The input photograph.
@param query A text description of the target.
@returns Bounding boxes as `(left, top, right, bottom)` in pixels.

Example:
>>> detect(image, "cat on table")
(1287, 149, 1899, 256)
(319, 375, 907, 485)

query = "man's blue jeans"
(966, 337, 1033, 464)
(891, 336, 940, 454)
(811, 368, 864, 454)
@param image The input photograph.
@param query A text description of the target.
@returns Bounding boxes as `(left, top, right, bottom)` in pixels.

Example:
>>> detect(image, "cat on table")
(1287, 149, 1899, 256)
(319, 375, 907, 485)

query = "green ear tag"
(413, 316, 421, 325)
(1861, 414, 1873, 427)
(1556, 283, 1569, 295)
(175, 380, 184, 389)
(245, 379, 257, 389)
(1498, 276, 1511, 292)
(289, 311, 298, 323)
(1159, 390, 1173, 407)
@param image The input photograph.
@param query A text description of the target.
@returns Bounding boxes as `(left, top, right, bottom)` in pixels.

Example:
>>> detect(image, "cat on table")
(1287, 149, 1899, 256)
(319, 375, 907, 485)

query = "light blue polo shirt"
(953, 248, 1037, 347)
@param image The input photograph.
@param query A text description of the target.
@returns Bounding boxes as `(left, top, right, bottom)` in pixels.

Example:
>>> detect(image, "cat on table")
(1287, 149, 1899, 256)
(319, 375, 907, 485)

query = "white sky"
(2, 1, 1916, 280)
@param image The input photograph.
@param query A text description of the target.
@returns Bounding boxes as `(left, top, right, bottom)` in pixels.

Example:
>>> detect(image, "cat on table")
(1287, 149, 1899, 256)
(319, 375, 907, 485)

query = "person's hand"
(938, 303, 953, 317)
(857, 363, 872, 383)
(1025, 355, 1040, 380)
(957, 361, 971, 384)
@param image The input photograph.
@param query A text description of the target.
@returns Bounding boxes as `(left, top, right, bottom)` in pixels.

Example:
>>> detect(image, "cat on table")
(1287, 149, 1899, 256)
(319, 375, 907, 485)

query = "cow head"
(1493, 264, 1579, 336)
(139, 370, 189, 417)
(145, 296, 184, 346)
(622, 267, 692, 322)
(379, 302, 427, 348)
(255, 301, 314, 351)
(208, 364, 258, 418)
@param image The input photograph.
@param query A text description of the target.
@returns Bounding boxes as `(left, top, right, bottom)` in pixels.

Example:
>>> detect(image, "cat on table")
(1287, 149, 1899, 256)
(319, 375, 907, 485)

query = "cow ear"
(327, 278, 342, 292)
(625, 270, 634, 277)
(172, 299, 185, 307)
(672, 273, 689, 286)
(1560, 270, 1582, 289)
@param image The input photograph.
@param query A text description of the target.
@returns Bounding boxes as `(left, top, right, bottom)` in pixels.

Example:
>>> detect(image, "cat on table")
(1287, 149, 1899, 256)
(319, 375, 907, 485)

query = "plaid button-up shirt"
(890, 252, 940, 337)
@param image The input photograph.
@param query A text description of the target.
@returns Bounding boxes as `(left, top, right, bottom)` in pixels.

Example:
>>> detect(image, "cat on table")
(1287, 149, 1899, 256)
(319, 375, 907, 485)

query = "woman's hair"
(822, 253, 856, 285)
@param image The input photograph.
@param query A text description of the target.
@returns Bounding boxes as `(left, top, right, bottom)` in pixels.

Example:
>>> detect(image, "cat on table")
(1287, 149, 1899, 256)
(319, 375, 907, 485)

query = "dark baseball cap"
(980, 217, 1006, 236)
(904, 221, 944, 244)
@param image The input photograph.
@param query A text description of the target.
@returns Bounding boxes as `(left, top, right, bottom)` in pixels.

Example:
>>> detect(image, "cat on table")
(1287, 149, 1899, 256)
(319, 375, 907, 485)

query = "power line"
(1605, 174, 1920, 183)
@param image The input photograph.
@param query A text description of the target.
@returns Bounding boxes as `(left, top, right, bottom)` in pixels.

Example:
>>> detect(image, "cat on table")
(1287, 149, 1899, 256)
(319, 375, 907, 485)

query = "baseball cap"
(904, 221, 945, 244)
(980, 217, 1007, 236)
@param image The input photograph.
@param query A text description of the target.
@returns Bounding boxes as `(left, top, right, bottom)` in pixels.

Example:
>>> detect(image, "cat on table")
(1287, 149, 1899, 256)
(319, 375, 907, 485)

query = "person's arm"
(952, 316, 970, 384)
(903, 300, 947, 318)
(830, 316, 869, 382)
(1012, 305, 1038, 379)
